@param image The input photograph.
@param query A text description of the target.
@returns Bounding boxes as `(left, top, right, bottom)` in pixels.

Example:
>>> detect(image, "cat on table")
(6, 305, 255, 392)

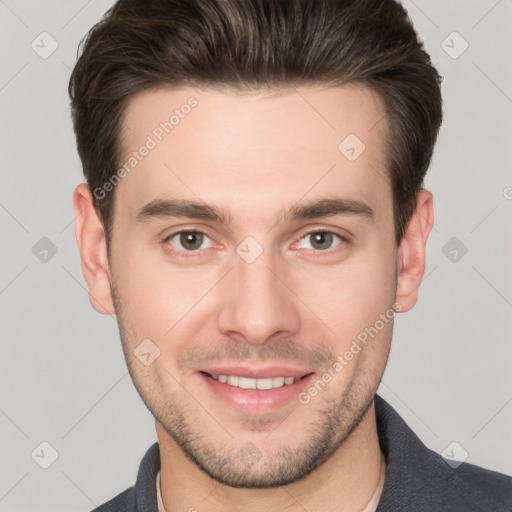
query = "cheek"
(302, 255, 395, 328)
(112, 248, 216, 342)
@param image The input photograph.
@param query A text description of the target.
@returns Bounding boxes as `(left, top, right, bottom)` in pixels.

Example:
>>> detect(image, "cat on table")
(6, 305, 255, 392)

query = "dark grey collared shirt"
(91, 394, 512, 511)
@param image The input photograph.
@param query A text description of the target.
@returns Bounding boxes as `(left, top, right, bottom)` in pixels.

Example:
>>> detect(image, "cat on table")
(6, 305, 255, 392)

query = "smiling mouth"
(200, 371, 313, 390)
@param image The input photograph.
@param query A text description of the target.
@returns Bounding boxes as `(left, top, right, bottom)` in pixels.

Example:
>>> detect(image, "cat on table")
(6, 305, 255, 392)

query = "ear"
(395, 188, 434, 312)
(72, 183, 115, 315)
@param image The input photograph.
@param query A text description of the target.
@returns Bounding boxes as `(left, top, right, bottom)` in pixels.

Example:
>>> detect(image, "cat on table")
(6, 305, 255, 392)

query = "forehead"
(116, 84, 391, 228)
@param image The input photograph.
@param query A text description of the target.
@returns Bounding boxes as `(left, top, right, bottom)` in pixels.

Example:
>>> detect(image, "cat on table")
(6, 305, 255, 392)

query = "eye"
(164, 230, 215, 254)
(296, 230, 346, 252)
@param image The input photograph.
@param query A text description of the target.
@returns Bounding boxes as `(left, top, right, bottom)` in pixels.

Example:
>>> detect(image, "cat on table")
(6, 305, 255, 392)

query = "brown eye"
(179, 232, 203, 250)
(165, 231, 214, 253)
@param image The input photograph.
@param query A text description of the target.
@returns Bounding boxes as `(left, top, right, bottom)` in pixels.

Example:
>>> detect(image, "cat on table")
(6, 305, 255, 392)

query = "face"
(92, 84, 403, 487)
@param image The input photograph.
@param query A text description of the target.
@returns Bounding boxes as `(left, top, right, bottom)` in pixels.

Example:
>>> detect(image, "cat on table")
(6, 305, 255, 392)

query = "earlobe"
(395, 189, 434, 313)
(72, 183, 115, 315)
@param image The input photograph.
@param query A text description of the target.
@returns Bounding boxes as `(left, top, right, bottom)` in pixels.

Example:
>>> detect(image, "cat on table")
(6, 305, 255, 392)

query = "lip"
(198, 370, 316, 413)
(198, 365, 312, 379)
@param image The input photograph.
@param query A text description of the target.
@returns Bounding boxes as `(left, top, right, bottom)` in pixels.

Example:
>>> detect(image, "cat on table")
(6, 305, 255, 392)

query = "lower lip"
(198, 372, 315, 413)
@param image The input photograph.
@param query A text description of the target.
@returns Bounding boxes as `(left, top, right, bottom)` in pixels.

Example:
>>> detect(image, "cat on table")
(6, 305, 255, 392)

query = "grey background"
(1, 0, 511, 510)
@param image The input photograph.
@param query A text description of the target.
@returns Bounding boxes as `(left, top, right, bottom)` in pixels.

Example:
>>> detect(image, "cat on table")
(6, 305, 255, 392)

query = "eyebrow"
(135, 196, 375, 226)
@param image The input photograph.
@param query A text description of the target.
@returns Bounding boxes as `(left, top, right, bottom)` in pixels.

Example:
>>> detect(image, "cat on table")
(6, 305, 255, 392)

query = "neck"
(156, 401, 384, 512)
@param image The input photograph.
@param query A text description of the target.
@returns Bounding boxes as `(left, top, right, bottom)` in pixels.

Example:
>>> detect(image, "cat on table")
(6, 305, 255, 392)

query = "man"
(69, 0, 512, 510)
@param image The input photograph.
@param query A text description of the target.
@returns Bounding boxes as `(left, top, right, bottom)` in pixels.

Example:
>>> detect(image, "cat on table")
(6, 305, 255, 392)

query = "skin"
(73, 84, 433, 512)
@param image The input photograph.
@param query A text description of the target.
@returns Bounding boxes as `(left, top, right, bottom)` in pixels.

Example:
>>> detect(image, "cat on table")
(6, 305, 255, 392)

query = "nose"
(216, 248, 302, 346)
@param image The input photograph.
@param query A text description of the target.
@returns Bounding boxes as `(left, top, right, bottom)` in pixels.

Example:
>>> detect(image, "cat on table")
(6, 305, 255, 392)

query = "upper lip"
(199, 366, 314, 379)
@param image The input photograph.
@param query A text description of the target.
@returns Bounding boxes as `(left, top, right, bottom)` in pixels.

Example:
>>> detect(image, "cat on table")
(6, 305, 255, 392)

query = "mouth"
(200, 371, 310, 390)
(197, 369, 316, 413)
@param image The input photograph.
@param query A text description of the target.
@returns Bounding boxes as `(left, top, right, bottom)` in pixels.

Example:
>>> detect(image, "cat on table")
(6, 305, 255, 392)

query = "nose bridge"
(216, 245, 301, 345)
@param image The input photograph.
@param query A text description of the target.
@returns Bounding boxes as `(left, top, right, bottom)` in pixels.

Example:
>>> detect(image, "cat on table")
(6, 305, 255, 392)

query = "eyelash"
(162, 229, 348, 259)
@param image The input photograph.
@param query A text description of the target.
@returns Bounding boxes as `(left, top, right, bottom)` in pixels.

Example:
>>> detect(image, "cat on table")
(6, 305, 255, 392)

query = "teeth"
(209, 374, 300, 389)
(269, 377, 284, 389)
(227, 376, 239, 386)
(239, 377, 257, 389)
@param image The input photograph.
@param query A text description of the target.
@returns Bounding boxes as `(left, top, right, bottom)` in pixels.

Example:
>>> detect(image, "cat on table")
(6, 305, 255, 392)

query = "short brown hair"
(68, 0, 442, 251)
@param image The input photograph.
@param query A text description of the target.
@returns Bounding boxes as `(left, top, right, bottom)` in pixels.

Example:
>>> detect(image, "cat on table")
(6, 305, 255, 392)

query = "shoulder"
(398, 433, 512, 510)
(374, 394, 512, 511)
(90, 487, 135, 512)
(453, 459, 512, 505)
